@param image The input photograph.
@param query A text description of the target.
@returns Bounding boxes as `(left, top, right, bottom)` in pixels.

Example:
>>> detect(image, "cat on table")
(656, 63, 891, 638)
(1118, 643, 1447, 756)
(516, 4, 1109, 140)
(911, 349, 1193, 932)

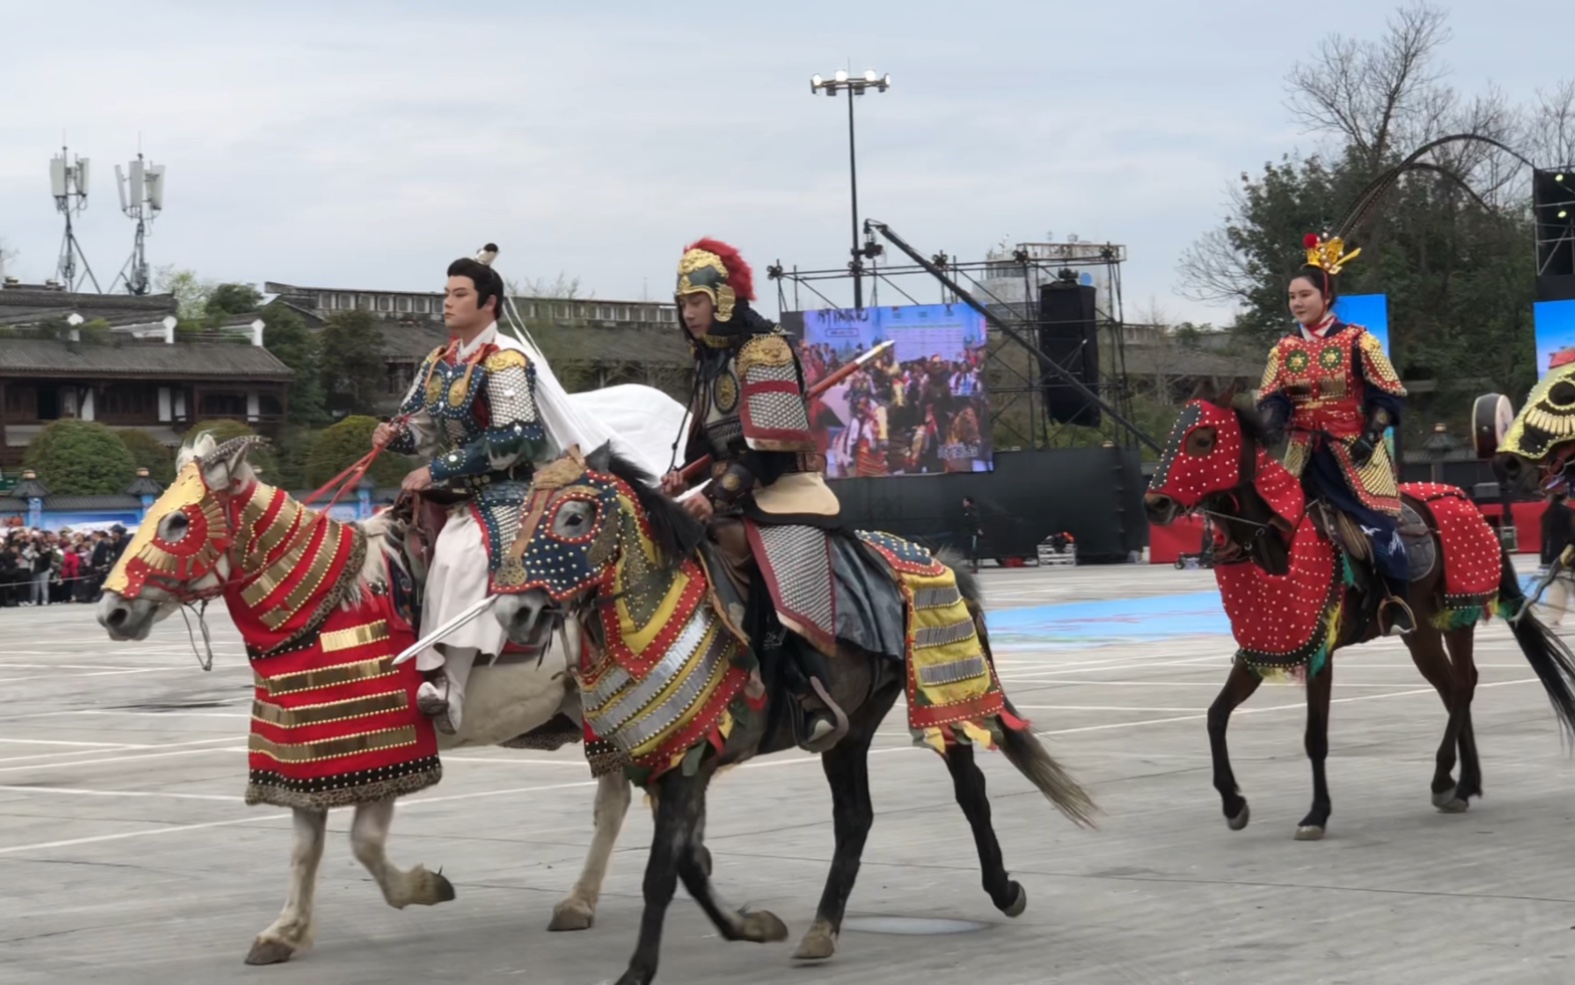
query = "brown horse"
(1145, 391, 1575, 839)
(491, 445, 1095, 985)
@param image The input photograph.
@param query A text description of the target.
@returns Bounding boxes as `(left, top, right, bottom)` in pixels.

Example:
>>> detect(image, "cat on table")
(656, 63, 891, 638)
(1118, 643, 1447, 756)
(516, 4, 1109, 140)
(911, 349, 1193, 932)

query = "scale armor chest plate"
(700, 354, 745, 458)
(423, 359, 491, 446)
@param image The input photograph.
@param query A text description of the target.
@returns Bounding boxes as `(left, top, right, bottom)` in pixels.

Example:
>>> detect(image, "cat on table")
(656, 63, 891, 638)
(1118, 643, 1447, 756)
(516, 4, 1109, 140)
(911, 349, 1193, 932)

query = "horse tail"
(1499, 545, 1575, 743)
(943, 548, 1098, 827)
(997, 708, 1098, 828)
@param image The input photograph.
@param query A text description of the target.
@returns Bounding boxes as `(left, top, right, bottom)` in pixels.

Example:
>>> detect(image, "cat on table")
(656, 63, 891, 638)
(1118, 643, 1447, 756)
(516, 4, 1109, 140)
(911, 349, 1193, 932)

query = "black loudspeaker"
(1535, 167, 1575, 301)
(1038, 282, 1100, 426)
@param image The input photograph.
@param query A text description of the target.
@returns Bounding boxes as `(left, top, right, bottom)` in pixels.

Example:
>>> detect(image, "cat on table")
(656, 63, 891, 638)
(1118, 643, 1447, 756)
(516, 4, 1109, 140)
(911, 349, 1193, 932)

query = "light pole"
(810, 68, 890, 309)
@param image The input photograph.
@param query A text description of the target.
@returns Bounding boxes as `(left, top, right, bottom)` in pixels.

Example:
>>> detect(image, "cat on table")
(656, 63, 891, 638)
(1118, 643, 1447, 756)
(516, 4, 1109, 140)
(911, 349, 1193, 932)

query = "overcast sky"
(0, 1, 1563, 325)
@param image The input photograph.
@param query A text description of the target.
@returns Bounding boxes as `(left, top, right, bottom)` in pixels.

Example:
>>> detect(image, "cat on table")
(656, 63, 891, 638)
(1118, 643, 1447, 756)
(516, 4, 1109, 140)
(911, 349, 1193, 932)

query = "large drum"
(1471, 392, 1514, 460)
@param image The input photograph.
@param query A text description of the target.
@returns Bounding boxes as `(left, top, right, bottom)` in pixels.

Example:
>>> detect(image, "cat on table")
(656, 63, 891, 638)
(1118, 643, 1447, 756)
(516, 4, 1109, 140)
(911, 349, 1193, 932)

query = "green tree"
(154, 265, 216, 320)
(261, 305, 326, 425)
(269, 426, 318, 491)
(318, 310, 387, 417)
(180, 419, 279, 479)
(306, 415, 411, 488)
(78, 317, 113, 345)
(206, 283, 263, 317)
(23, 420, 137, 495)
(115, 429, 176, 485)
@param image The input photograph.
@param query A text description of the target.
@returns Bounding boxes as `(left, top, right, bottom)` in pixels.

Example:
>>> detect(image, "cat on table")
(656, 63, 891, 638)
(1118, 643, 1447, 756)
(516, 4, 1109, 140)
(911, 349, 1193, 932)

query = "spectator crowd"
(0, 525, 129, 607)
(798, 340, 992, 478)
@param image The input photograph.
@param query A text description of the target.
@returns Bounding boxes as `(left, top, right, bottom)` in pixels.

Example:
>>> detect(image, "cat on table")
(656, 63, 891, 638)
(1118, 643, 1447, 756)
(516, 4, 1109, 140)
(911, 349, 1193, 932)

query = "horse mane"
(1229, 399, 1273, 451)
(594, 445, 707, 568)
(1189, 379, 1273, 451)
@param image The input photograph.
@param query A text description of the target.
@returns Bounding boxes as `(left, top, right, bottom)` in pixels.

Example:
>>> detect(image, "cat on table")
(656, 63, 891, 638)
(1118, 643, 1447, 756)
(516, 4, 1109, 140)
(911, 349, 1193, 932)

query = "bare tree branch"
(1177, 226, 1256, 306)
(506, 272, 592, 300)
(1285, 1, 1453, 166)
(1371, 1, 1452, 158)
(1528, 79, 1575, 167)
(1286, 34, 1369, 153)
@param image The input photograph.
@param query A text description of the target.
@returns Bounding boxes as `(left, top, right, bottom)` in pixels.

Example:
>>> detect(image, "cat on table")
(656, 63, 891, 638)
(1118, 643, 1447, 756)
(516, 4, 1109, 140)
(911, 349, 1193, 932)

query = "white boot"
(416, 647, 478, 736)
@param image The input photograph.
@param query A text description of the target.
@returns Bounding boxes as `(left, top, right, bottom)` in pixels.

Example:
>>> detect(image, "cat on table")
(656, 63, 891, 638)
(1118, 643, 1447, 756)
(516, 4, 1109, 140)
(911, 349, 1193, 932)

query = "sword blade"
(391, 595, 499, 666)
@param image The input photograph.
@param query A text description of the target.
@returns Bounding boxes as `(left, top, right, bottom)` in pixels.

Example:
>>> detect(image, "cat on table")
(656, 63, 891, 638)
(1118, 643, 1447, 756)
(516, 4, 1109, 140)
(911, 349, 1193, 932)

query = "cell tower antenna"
(50, 141, 101, 292)
(110, 149, 166, 296)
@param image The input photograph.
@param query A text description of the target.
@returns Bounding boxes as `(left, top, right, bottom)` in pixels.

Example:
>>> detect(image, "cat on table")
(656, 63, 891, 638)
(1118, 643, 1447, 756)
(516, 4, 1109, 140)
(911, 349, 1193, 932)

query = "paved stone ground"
(3, 561, 1575, 984)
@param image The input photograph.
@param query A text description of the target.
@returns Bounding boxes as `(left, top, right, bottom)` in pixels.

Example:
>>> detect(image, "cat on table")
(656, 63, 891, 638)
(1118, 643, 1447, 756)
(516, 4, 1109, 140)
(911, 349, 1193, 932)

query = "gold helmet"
(676, 237, 754, 324)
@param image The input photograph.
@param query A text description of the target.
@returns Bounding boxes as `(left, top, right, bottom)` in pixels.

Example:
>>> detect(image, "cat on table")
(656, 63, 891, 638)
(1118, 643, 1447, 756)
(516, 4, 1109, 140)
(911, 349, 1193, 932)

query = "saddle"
(1308, 495, 1438, 585)
(390, 489, 471, 582)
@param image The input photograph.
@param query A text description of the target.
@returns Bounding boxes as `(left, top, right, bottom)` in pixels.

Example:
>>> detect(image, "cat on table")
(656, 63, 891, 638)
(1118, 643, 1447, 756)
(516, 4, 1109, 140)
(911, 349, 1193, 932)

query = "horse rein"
(1196, 430, 1282, 565)
(147, 478, 330, 673)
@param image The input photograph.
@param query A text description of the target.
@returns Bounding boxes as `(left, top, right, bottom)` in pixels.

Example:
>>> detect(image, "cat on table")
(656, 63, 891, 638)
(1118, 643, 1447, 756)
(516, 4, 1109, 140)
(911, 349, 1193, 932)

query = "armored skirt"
(413, 508, 510, 668)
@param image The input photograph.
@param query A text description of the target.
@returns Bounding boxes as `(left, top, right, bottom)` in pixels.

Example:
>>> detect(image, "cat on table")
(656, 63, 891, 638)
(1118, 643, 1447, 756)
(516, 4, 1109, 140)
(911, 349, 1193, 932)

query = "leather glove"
(1352, 407, 1392, 468)
(1351, 432, 1381, 467)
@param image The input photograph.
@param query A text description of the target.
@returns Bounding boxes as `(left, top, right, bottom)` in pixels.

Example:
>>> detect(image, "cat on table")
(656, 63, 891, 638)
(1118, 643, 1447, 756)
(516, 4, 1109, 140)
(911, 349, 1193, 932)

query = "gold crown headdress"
(1302, 233, 1360, 276)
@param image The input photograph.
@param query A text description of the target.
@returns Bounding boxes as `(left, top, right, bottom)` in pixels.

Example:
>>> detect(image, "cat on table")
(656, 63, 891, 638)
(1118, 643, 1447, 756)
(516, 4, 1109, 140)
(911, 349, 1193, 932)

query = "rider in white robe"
(378, 248, 684, 733)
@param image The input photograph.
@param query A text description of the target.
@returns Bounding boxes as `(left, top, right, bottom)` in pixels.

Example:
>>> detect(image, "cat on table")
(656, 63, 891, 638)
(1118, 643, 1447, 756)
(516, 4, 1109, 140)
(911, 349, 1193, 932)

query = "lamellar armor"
(677, 239, 841, 653)
(1259, 322, 1406, 516)
(388, 335, 548, 570)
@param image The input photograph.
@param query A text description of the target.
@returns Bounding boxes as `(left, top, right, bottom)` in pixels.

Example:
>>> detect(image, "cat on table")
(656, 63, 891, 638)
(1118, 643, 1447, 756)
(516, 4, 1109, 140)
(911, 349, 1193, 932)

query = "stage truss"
(767, 234, 1144, 452)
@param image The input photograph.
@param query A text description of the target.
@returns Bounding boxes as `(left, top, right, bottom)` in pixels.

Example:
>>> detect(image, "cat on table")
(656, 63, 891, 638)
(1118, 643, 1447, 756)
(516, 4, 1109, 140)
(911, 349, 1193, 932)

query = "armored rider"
(659, 238, 849, 752)
(373, 245, 549, 732)
(1257, 233, 1414, 635)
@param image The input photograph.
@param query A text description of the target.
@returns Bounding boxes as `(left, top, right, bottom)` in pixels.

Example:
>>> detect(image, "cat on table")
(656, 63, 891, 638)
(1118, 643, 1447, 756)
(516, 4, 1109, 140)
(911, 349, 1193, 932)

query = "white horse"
(95, 384, 688, 965)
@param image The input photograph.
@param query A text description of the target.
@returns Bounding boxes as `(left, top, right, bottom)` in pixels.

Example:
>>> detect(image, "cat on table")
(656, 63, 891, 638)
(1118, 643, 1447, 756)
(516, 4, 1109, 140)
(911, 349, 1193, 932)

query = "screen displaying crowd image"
(1332, 293, 1396, 458)
(1533, 299, 1575, 379)
(794, 303, 993, 477)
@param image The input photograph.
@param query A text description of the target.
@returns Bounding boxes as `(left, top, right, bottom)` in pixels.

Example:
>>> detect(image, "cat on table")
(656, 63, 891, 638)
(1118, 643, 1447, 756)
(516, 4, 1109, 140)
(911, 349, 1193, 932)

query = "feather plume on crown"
(1302, 232, 1360, 276)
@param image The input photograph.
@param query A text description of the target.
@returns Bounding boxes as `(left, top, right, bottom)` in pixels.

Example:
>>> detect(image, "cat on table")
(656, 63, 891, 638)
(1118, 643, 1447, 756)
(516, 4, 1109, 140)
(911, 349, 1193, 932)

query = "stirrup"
(417, 676, 461, 735)
(1380, 597, 1416, 637)
(797, 678, 849, 753)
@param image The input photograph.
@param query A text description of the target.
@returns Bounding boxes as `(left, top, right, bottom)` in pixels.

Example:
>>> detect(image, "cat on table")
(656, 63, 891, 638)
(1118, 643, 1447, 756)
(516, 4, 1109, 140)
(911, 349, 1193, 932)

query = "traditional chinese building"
(0, 336, 292, 468)
(263, 281, 693, 413)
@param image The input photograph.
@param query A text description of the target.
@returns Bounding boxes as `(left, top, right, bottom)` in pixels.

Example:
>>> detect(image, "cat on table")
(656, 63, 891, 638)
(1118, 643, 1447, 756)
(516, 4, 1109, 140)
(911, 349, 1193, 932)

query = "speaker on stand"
(1037, 279, 1100, 426)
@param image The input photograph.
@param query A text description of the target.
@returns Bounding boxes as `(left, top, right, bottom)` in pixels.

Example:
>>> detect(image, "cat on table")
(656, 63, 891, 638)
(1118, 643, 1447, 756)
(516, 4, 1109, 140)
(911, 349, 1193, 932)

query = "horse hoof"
(406, 865, 457, 906)
(549, 899, 595, 932)
(1430, 786, 1458, 809)
(1294, 825, 1325, 841)
(740, 909, 789, 944)
(1226, 802, 1250, 831)
(244, 939, 295, 966)
(792, 919, 838, 961)
(1000, 882, 1028, 918)
(1437, 797, 1470, 814)
(433, 871, 457, 903)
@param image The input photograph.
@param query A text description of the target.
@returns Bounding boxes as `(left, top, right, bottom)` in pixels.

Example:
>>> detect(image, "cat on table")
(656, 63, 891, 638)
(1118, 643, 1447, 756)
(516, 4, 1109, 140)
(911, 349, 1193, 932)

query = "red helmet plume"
(683, 237, 755, 302)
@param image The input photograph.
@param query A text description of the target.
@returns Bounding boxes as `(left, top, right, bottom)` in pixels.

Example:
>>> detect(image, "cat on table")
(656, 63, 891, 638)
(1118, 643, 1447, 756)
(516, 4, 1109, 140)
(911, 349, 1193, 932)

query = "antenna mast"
(50, 142, 100, 291)
(111, 149, 165, 295)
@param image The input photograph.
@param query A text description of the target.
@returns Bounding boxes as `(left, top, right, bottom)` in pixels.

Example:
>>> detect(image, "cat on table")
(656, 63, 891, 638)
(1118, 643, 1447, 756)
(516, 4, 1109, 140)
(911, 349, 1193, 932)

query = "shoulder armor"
(736, 333, 794, 377)
(483, 347, 531, 372)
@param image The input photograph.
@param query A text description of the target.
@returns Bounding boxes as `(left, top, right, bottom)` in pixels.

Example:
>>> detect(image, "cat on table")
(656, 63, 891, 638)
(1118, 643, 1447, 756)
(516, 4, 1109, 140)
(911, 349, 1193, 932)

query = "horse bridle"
(129, 470, 325, 672)
(1197, 428, 1281, 566)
